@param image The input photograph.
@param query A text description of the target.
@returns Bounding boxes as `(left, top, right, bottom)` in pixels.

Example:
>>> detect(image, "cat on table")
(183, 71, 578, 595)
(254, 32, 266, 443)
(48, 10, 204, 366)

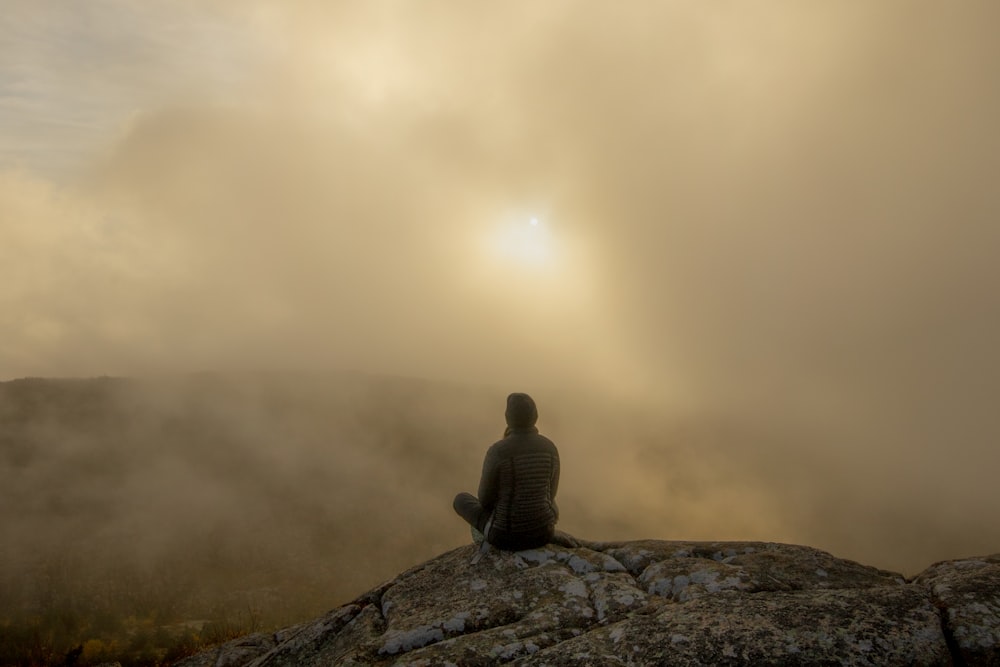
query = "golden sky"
(3, 1, 999, 412)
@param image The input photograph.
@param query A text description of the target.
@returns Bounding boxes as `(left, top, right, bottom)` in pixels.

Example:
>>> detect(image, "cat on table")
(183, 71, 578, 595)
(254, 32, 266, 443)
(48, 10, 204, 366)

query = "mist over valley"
(2, 371, 998, 663)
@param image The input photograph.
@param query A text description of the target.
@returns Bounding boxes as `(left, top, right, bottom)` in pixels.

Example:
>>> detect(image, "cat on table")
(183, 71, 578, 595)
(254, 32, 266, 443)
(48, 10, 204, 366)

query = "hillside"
(0, 372, 502, 665)
(2, 373, 998, 665)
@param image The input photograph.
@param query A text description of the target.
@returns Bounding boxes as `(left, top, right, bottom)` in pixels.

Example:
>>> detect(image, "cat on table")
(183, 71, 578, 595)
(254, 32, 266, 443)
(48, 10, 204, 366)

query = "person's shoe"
(551, 530, 580, 548)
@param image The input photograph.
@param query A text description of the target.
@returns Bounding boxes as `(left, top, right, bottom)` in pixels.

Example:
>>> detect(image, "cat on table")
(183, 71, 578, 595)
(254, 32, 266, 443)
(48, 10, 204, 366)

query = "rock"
(914, 553, 1000, 665)
(174, 632, 277, 667)
(525, 587, 947, 666)
(176, 541, 1000, 666)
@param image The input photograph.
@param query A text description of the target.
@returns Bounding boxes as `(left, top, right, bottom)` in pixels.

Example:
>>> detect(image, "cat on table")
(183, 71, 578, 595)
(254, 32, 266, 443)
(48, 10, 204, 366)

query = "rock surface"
(177, 541, 1000, 666)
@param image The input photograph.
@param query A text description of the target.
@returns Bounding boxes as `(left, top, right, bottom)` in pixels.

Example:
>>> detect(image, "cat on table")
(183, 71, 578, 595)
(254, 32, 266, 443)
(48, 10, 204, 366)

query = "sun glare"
(491, 216, 553, 266)
(465, 210, 596, 312)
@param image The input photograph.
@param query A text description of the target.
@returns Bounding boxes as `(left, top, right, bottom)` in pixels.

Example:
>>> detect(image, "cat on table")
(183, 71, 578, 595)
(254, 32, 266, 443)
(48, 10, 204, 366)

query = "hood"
(505, 393, 538, 429)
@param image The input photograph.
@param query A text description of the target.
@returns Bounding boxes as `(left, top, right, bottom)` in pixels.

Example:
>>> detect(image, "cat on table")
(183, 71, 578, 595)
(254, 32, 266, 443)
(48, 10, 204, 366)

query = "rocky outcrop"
(914, 554, 1000, 665)
(178, 541, 1000, 666)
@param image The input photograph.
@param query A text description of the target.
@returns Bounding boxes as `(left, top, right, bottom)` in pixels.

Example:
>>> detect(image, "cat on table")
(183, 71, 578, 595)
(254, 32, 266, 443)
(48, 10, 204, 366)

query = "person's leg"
(490, 524, 554, 551)
(452, 492, 490, 533)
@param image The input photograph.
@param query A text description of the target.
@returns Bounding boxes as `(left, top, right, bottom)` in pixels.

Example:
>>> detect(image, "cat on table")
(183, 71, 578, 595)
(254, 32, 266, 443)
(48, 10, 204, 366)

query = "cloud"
(2, 1, 1000, 574)
(3, 2, 998, 391)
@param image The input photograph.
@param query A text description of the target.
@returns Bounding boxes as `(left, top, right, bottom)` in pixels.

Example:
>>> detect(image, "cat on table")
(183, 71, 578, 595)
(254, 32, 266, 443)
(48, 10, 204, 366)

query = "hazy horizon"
(3, 371, 996, 581)
(3, 1, 1000, 589)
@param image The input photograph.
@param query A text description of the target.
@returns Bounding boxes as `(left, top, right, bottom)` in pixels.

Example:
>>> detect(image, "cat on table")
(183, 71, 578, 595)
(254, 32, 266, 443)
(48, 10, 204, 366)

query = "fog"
(2, 0, 1000, 628)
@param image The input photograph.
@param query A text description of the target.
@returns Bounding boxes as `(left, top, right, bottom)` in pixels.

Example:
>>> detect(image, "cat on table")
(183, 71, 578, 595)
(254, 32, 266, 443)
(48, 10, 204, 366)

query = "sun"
(463, 209, 601, 321)
(490, 216, 553, 267)
(465, 210, 591, 301)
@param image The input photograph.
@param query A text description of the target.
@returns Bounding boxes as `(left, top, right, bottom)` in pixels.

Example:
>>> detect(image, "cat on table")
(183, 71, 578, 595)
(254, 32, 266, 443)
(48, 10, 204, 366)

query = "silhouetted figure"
(453, 393, 560, 552)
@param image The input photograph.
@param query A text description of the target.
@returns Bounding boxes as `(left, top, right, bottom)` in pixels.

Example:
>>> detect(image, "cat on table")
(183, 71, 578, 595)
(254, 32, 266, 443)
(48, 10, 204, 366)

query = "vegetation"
(0, 373, 499, 666)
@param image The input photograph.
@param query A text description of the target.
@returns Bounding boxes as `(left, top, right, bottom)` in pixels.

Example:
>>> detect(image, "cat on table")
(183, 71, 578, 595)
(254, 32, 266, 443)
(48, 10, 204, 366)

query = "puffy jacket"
(478, 393, 560, 537)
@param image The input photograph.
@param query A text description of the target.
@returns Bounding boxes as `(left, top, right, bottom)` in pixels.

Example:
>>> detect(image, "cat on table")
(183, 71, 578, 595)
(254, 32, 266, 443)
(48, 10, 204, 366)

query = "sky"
(2, 2, 1000, 564)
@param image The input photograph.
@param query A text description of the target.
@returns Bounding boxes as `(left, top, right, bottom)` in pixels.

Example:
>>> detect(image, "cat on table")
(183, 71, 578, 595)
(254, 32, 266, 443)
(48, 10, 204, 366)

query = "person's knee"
(453, 491, 475, 513)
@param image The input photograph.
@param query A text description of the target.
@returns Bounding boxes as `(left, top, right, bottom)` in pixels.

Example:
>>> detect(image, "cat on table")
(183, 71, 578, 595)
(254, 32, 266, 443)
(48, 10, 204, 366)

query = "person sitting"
(453, 392, 560, 552)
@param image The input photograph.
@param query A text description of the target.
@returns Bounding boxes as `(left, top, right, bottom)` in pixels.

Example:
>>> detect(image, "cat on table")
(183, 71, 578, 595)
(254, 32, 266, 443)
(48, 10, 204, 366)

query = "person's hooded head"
(505, 393, 538, 431)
